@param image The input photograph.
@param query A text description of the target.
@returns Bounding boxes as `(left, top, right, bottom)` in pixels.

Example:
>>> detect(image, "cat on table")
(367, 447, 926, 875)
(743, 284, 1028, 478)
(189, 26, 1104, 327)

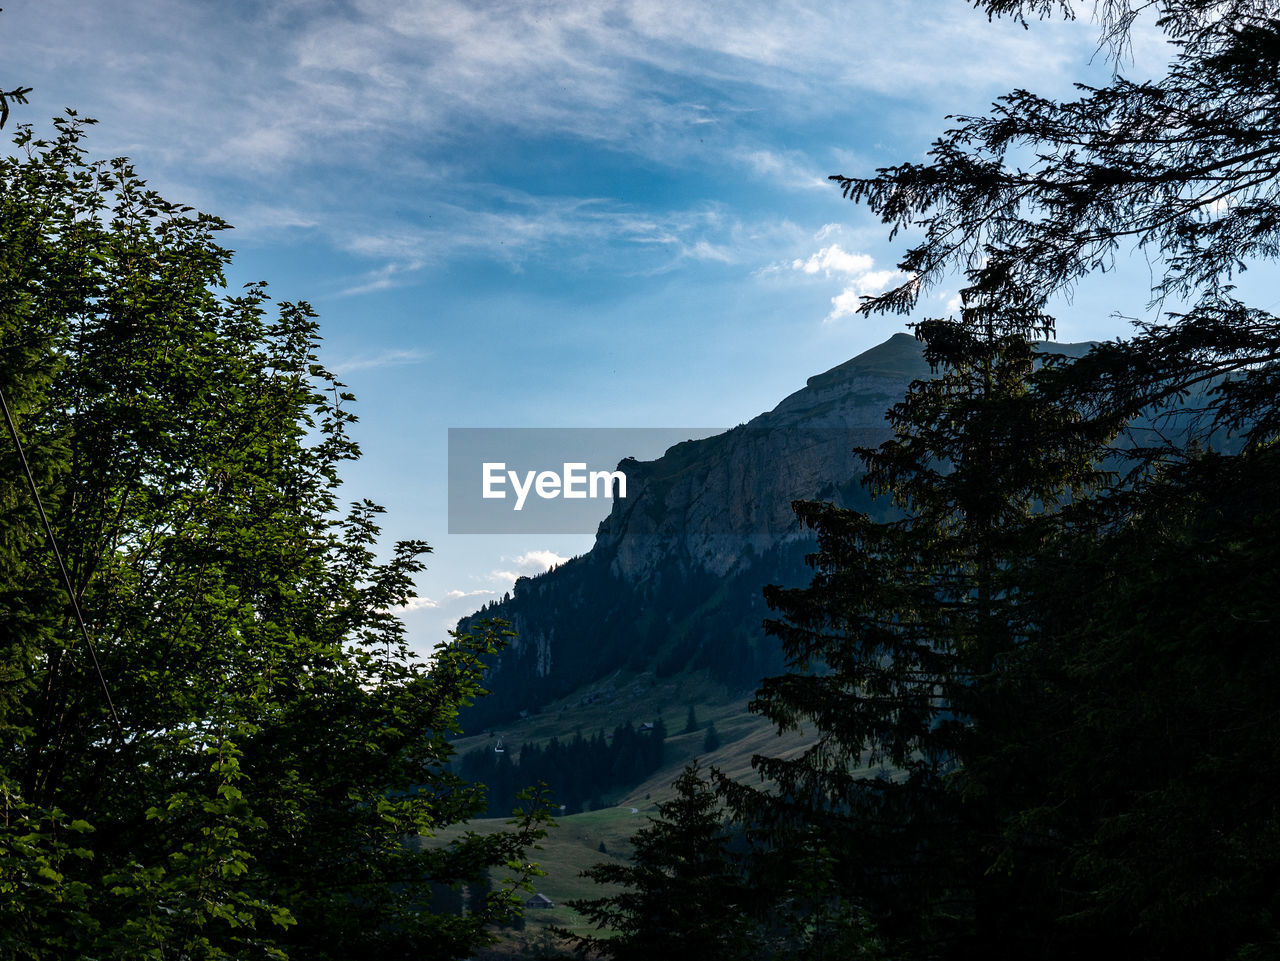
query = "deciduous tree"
(0, 111, 549, 960)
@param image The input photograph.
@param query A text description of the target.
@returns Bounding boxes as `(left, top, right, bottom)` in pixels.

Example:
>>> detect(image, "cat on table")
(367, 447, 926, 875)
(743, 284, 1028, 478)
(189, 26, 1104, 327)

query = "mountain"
(456, 333, 1088, 732)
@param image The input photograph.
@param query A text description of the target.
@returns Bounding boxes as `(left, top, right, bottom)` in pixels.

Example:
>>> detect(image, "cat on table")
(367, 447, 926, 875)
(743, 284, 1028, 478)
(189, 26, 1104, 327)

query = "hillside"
(455, 333, 928, 731)
(456, 333, 1105, 735)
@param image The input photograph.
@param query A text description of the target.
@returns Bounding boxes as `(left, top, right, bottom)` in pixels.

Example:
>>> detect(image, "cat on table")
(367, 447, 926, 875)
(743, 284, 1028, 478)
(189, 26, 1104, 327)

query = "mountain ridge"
(457, 333, 1094, 732)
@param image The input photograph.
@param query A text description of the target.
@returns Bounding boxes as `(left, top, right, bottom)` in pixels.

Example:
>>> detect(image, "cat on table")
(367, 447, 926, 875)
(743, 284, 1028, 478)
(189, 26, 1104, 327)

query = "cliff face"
(452, 334, 1199, 732)
(456, 333, 932, 731)
(597, 332, 932, 579)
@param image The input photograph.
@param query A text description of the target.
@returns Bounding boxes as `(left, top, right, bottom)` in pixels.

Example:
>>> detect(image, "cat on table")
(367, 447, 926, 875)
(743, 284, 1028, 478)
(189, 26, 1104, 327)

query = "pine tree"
(702, 722, 720, 753)
(563, 762, 757, 961)
(684, 704, 699, 734)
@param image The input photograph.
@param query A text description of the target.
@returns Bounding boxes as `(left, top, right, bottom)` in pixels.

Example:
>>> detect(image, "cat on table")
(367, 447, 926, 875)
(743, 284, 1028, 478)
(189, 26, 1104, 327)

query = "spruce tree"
(728, 308, 1099, 956)
(684, 704, 699, 734)
(563, 762, 757, 961)
(735, 3, 1280, 958)
(702, 722, 720, 753)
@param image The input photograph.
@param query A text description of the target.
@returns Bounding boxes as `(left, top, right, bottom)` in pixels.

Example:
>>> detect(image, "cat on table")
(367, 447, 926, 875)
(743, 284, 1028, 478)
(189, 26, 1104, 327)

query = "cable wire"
(0, 385, 121, 728)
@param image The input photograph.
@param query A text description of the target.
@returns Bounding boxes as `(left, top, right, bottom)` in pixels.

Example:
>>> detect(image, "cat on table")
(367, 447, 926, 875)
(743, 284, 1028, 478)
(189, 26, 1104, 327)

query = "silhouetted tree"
(734, 3, 1280, 958)
(563, 763, 757, 961)
(702, 722, 720, 753)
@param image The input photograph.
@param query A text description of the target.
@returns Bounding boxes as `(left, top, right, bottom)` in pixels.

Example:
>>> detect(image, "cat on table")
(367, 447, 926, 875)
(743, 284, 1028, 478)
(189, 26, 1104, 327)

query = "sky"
(4, 0, 1191, 655)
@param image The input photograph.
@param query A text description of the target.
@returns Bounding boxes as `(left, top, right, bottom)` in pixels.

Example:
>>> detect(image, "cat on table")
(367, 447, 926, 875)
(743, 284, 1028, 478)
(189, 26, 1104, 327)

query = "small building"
(639, 721, 656, 732)
(525, 893, 555, 909)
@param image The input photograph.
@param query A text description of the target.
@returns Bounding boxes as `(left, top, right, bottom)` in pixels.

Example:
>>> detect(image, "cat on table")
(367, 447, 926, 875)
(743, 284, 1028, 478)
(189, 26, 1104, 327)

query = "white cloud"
(742, 149, 830, 191)
(513, 550, 571, 570)
(793, 245, 875, 277)
(397, 587, 495, 612)
(8, 0, 1098, 183)
(446, 588, 497, 601)
(323, 196, 795, 291)
(334, 262, 427, 298)
(684, 240, 734, 263)
(488, 549, 572, 585)
(790, 242, 903, 323)
(4, 0, 1109, 290)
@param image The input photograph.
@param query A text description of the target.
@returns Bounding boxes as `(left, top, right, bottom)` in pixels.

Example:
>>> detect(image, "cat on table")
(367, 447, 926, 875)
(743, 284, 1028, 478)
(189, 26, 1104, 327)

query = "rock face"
(451, 334, 1178, 732)
(456, 333, 934, 732)
(599, 333, 933, 581)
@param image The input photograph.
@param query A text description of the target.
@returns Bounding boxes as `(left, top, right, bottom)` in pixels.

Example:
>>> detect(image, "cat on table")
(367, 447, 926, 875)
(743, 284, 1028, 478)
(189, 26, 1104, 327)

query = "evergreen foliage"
(457, 540, 805, 732)
(702, 722, 720, 754)
(459, 719, 665, 817)
(724, 3, 1280, 959)
(684, 704, 700, 734)
(562, 762, 758, 961)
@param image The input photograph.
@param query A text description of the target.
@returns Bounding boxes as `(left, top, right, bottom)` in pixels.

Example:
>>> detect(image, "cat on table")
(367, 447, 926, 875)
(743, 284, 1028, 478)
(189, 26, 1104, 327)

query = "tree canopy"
(0, 112, 549, 959)
(729, 3, 1280, 958)
(563, 762, 759, 961)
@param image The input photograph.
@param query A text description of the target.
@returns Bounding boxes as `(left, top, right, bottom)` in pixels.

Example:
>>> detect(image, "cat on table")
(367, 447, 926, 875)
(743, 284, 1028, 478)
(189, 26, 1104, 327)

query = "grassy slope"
(442, 669, 818, 954)
(453, 668, 813, 804)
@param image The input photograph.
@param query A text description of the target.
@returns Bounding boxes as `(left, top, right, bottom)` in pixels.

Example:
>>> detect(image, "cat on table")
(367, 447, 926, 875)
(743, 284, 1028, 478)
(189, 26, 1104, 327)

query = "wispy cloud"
(324, 196, 797, 292)
(330, 348, 429, 375)
(741, 149, 830, 191)
(6, 0, 1108, 299)
(333, 261, 428, 298)
(9, 0, 1096, 189)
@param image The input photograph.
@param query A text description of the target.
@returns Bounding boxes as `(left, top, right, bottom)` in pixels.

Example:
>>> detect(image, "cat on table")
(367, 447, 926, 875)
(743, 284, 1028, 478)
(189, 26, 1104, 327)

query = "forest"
(458, 721, 667, 817)
(4, 0, 1280, 958)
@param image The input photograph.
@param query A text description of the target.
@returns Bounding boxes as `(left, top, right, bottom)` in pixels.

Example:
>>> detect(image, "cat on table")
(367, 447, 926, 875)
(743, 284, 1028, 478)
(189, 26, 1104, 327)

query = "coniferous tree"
(702, 722, 720, 754)
(734, 3, 1280, 958)
(727, 309, 1099, 957)
(563, 762, 758, 961)
(684, 705, 700, 734)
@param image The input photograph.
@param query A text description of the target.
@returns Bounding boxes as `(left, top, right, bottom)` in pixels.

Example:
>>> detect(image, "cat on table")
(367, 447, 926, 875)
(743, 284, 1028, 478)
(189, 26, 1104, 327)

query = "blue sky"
(5, 1, 1192, 653)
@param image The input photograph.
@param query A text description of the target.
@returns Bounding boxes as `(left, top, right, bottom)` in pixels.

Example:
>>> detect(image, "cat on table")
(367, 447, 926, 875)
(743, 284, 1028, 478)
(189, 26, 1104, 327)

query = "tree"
(842, 0, 1280, 438)
(729, 314, 1098, 957)
(735, 3, 1280, 958)
(562, 762, 757, 961)
(990, 445, 1280, 958)
(684, 704, 700, 734)
(701, 722, 720, 753)
(0, 112, 550, 959)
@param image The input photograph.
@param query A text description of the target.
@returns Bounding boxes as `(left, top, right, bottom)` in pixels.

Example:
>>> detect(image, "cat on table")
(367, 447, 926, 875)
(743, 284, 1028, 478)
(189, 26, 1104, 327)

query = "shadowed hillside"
(457, 334, 1098, 734)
